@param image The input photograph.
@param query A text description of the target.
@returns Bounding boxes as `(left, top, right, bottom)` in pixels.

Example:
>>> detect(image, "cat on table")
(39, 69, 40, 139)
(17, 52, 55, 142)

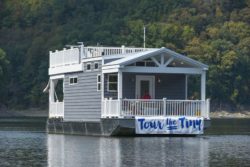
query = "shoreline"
(210, 111, 250, 119)
(1, 109, 250, 119)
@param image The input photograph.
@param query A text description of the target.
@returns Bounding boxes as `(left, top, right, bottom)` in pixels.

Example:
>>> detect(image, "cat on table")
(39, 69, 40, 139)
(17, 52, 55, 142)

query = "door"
(136, 75, 155, 99)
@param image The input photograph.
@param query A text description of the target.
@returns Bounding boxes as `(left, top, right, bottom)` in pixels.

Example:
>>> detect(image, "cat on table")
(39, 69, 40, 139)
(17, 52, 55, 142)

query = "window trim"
(94, 62, 99, 71)
(107, 74, 118, 92)
(97, 74, 101, 91)
(69, 76, 78, 85)
(86, 63, 92, 71)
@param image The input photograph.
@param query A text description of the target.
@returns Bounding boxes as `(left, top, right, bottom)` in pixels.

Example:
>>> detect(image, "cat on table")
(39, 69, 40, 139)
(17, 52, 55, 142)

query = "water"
(0, 119, 249, 167)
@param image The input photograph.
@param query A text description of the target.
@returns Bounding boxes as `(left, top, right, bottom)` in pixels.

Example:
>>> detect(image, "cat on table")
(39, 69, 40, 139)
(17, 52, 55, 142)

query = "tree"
(0, 48, 9, 105)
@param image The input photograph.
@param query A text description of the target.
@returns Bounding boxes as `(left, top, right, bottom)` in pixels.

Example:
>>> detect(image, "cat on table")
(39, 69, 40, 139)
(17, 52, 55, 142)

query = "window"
(94, 62, 99, 70)
(108, 74, 117, 92)
(97, 74, 101, 91)
(69, 76, 78, 85)
(86, 63, 91, 71)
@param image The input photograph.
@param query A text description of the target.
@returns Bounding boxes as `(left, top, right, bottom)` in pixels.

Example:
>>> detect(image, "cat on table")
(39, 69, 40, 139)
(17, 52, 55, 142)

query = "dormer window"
(94, 62, 99, 70)
(69, 76, 78, 85)
(86, 63, 91, 71)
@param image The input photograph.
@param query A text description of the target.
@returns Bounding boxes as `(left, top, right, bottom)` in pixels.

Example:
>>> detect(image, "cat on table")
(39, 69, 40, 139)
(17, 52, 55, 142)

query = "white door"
(136, 75, 155, 99)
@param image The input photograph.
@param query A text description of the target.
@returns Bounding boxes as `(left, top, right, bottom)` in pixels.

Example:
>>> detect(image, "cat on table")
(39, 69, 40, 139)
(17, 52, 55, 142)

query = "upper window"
(69, 76, 78, 85)
(97, 74, 101, 91)
(94, 62, 99, 70)
(108, 74, 117, 92)
(86, 63, 91, 71)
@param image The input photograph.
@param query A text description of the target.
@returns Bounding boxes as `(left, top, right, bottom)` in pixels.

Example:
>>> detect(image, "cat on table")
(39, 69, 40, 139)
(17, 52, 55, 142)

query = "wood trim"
(121, 66, 203, 74)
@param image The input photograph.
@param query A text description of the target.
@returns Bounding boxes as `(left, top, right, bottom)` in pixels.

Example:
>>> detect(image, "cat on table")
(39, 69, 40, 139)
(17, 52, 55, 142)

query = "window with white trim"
(108, 74, 117, 92)
(97, 74, 101, 91)
(69, 76, 78, 85)
(86, 63, 91, 71)
(94, 62, 99, 70)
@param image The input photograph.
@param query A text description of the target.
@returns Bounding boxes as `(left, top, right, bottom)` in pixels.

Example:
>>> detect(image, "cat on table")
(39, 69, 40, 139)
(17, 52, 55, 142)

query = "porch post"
(118, 70, 123, 99)
(201, 71, 206, 101)
(118, 71, 123, 117)
(185, 75, 188, 100)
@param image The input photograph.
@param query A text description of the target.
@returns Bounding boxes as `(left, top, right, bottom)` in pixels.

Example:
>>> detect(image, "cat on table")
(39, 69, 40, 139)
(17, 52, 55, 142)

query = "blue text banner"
(135, 116, 204, 134)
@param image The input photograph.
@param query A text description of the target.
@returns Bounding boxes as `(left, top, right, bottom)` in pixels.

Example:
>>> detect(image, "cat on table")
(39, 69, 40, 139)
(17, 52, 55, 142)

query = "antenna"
(143, 26, 146, 48)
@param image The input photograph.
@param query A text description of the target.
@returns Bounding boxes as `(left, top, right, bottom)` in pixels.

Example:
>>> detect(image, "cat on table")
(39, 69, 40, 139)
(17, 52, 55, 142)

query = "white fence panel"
(50, 48, 79, 68)
(49, 102, 64, 118)
(102, 99, 210, 119)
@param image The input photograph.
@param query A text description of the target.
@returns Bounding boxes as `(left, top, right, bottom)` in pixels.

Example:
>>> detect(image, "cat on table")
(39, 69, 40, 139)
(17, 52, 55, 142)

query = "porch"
(101, 47, 210, 119)
(102, 99, 210, 119)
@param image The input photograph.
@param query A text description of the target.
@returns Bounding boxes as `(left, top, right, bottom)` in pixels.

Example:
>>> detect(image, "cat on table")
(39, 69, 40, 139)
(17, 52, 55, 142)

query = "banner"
(135, 116, 204, 135)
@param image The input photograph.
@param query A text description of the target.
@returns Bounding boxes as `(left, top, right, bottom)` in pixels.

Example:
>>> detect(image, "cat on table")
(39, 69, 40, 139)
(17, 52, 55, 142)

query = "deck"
(49, 99, 210, 119)
(49, 45, 156, 68)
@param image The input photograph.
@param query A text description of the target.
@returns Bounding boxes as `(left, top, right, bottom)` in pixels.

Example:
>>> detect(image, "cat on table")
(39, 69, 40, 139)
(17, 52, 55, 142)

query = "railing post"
(55, 102, 58, 118)
(62, 101, 64, 118)
(103, 98, 107, 118)
(206, 99, 210, 119)
(109, 97, 112, 117)
(49, 51, 52, 67)
(121, 45, 125, 54)
(118, 98, 122, 118)
(163, 98, 167, 116)
(80, 43, 84, 59)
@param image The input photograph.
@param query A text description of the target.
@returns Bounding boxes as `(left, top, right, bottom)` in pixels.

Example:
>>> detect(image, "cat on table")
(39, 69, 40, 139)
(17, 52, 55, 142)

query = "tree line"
(0, 0, 250, 110)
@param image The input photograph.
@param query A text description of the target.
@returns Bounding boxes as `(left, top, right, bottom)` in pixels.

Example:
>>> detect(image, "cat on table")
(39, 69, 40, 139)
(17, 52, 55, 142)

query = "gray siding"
(123, 73, 136, 99)
(122, 73, 186, 99)
(155, 74, 185, 99)
(64, 61, 102, 122)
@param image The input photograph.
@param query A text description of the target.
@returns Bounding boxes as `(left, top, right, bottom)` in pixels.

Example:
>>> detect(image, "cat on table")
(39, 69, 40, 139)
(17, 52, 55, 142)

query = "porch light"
(157, 76, 161, 83)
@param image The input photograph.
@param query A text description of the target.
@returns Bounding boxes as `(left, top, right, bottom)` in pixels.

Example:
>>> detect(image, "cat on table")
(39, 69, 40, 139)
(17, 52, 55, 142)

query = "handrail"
(102, 99, 210, 119)
(49, 46, 157, 68)
(50, 48, 80, 68)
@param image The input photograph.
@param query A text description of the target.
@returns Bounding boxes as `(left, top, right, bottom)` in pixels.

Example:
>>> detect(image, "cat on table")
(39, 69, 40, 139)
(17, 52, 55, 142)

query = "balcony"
(49, 45, 156, 68)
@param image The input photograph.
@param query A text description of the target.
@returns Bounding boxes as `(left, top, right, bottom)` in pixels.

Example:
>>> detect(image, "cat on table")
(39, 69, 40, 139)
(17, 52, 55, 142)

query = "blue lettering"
(149, 121, 157, 129)
(179, 117, 185, 128)
(138, 118, 145, 130)
(193, 120, 196, 128)
(189, 120, 193, 126)
(195, 119, 202, 131)
(144, 122, 150, 129)
(158, 121, 164, 129)
(186, 120, 189, 128)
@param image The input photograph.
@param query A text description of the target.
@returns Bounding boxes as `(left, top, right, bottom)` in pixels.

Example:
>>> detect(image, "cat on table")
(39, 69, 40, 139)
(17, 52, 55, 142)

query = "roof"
(103, 47, 208, 69)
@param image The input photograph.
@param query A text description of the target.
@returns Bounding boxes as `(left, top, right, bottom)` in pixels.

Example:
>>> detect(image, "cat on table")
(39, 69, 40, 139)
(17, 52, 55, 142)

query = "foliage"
(0, 0, 250, 109)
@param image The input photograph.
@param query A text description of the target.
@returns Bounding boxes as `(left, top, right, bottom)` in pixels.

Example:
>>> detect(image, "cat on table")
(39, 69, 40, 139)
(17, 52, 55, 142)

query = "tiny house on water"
(45, 44, 210, 136)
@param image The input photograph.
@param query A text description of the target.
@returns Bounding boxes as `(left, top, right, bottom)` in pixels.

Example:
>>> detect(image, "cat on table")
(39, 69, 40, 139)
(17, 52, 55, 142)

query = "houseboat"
(45, 44, 210, 136)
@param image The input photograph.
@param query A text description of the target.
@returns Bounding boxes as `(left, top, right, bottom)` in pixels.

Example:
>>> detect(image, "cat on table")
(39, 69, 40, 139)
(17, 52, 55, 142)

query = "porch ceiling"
(102, 47, 208, 74)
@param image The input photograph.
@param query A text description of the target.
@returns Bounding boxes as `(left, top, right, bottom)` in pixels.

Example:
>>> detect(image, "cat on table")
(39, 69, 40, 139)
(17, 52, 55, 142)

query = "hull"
(47, 118, 211, 136)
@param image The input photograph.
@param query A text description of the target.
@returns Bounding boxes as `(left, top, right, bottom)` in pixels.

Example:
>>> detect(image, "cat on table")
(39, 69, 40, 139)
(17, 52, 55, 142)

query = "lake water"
(0, 118, 249, 167)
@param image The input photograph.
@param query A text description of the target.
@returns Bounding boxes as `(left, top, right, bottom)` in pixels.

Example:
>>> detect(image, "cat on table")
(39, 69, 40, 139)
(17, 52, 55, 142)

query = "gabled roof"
(103, 47, 208, 69)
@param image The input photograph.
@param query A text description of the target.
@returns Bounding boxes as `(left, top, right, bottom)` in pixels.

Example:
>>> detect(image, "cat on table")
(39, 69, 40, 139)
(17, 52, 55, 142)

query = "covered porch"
(102, 48, 210, 119)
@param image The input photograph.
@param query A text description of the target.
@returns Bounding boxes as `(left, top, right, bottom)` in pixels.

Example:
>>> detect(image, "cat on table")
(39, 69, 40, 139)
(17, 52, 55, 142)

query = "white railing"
(50, 48, 80, 68)
(81, 46, 156, 58)
(102, 99, 210, 119)
(49, 45, 157, 68)
(49, 102, 64, 118)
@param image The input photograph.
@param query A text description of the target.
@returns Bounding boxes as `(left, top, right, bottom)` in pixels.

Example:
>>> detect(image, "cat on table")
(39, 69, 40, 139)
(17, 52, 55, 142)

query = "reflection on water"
(0, 118, 250, 167)
(48, 135, 210, 167)
(47, 135, 250, 167)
